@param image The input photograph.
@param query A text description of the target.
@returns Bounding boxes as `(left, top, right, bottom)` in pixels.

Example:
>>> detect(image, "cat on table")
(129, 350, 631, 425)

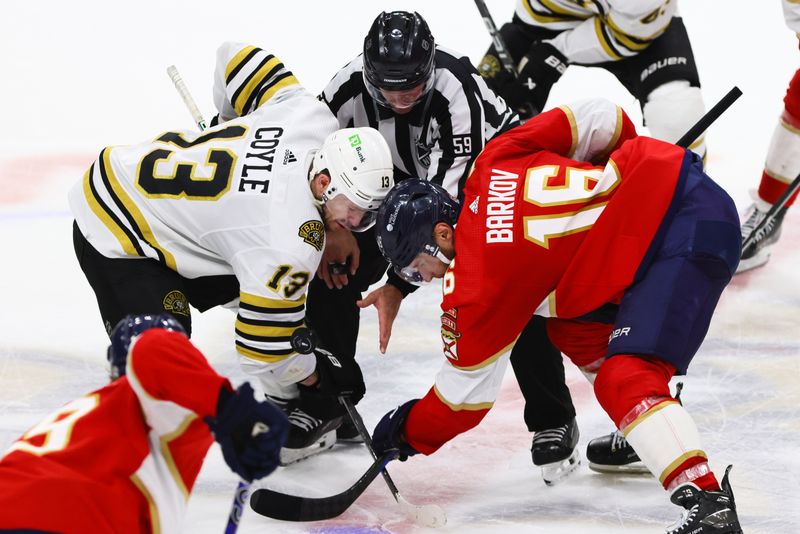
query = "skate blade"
(279, 430, 337, 466)
(542, 449, 580, 486)
(736, 249, 771, 273)
(588, 460, 650, 475)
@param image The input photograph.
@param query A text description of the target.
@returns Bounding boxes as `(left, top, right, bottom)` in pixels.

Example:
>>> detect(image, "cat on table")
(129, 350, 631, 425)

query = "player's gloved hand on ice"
(507, 41, 568, 118)
(372, 399, 421, 461)
(206, 382, 289, 482)
(310, 347, 366, 404)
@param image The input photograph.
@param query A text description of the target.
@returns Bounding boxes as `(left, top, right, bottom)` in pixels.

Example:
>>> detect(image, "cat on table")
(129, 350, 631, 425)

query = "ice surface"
(1, 1, 798, 532)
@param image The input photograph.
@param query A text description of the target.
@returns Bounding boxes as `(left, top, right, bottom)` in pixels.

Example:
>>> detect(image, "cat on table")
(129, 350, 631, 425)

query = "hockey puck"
(290, 327, 318, 354)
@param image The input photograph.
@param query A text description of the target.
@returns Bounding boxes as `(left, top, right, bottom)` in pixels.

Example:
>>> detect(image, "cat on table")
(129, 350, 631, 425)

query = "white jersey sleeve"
(784, 0, 800, 34)
(516, 0, 676, 63)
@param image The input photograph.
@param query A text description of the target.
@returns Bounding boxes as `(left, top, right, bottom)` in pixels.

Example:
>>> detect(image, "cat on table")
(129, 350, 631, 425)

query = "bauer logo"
(609, 327, 631, 342)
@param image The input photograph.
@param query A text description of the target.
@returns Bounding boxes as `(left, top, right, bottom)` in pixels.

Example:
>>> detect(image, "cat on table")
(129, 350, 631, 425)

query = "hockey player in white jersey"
(69, 41, 394, 464)
(476, 0, 708, 475)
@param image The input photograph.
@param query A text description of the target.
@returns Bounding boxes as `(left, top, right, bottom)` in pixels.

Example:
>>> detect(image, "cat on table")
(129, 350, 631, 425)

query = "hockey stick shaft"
(741, 171, 800, 252)
(223, 421, 269, 534)
(675, 86, 742, 149)
(249, 450, 395, 521)
(339, 397, 401, 499)
(167, 64, 208, 131)
(473, 0, 516, 74)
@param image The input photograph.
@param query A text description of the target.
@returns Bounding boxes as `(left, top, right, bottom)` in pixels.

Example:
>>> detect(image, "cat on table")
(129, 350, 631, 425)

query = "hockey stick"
(741, 171, 800, 253)
(167, 64, 208, 131)
(675, 86, 742, 149)
(473, 0, 515, 74)
(249, 450, 396, 521)
(166, 65, 256, 533)
(340, 397, 447, 528)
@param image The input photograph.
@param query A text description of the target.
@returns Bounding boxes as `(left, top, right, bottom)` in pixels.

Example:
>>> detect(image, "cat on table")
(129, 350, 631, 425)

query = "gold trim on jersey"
(235, 320, 300, 339)
(236, 344, 296, 363)
(158, 414, 197, 500)
(589, 106, 625, 163)
(433, 385, 494, 411)
(521, 0, 590, 23)
(233, 55, 283, 115)
(539, 0, 591, 18)
(781, 116, 800, 135)
(131, 473, 161, 534)
(100, 149, 177, 270)
(594, 18, 623, 60)
(257, 74, 300, 109)
(451, 337, 518, 371)
(659, 450, 708, 485)
(559, 105, 579, 158)
(225, 45, 258, 80)
(82, 166, 140, 257)
(523, 200, 610, 248)
(622, 399, 680, 437)
(239, 292, 306, 310)
(604, 16, 661, 53)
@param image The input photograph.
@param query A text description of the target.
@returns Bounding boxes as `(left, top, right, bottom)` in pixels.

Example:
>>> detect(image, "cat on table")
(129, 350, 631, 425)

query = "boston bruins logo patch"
(298, 220, 324, 251)
(163, 290, 190, 317)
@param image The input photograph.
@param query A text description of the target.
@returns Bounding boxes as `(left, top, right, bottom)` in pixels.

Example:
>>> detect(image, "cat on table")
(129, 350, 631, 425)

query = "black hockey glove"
(372, 399, 421, 462)
(311, 348, 366, 405)
(507, 41, 568, 118)
(205, 382, 289, 482)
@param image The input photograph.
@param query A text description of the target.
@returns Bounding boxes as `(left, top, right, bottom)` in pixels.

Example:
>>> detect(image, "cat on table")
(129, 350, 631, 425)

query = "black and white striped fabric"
(320, 46, 519, 199)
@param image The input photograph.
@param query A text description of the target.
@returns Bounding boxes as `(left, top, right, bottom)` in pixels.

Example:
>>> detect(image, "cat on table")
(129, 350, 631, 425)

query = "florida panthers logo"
(440, 308, 460, 361)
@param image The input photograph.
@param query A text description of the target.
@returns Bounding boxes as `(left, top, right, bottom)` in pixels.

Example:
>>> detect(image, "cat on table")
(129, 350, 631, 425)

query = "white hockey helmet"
(310, 127, 394, 230)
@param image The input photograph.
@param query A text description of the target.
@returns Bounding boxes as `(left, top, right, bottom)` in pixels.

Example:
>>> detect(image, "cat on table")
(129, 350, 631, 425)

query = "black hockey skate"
(335, 414, 365, 444)
(667, 465, 743, 534)
(531, 418, 580, 485)
(279, 407, 342, 466)
(586, 430, 649, 474)
(737, 201, 787, 273)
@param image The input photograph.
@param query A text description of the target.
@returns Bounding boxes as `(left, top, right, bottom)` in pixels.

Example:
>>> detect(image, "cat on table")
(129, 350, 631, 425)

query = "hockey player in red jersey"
(370, 99, 743, 533)
(738, 0, 800, 272)
(0, 314, 288, 534)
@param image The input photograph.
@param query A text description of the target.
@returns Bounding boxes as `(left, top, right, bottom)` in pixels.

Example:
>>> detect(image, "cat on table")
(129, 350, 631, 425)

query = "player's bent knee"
(594, 355, 675, 427)
(643, 81, 705, 153)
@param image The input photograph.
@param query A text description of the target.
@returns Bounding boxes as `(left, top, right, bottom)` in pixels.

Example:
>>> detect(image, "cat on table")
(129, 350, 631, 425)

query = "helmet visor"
(391, 248, 450, 286)
(364, 74, 435, 112)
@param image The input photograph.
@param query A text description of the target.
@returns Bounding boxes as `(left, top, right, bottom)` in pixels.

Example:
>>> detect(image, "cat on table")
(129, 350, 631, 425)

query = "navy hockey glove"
(312, 348, 366, 405)
(372, 399, 421, 461)
(508, 41, 568, 118)
(206, 382, 289, 482)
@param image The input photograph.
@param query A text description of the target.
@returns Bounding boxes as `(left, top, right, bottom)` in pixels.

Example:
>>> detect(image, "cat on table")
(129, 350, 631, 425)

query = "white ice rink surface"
(2, 1, 799, 532)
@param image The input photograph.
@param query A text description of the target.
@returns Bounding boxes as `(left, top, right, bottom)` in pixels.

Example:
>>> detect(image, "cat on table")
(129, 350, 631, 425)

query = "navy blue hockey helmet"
(376, 179, 460, 274)
(107, 313, 186, 380)
(363, 11, 435, 108)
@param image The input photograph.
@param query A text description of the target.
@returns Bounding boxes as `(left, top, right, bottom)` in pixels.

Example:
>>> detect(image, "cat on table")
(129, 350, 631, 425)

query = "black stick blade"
(250, 451, 395, 522)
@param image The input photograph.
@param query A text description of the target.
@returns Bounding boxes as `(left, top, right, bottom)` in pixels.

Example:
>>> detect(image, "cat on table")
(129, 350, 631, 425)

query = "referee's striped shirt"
(319, 46, 519, 200)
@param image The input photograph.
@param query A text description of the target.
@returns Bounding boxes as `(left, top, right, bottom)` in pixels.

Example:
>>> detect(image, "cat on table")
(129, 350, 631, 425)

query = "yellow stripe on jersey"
(559, 105, 579, 158)
(605, 16, 664, 53)
(521, 0, 585, 23)
(239, 292, 306, 310)
(235, 320, 300, 339)
(82, 166, 140, 257)
(433, 385, 494, 411)
(158, 414, 198, 500)
(256, 74, 300, 109)
(452, 337, 518, 371)
(236, 344, 296, 363)
(232, 55, 282, 116)
(594, 18, 623, 60)
(539, 0, 591, 19)
(225, 45, 258, 80)
(130, 474, 161, 534)
(101, 149, 177, 270)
